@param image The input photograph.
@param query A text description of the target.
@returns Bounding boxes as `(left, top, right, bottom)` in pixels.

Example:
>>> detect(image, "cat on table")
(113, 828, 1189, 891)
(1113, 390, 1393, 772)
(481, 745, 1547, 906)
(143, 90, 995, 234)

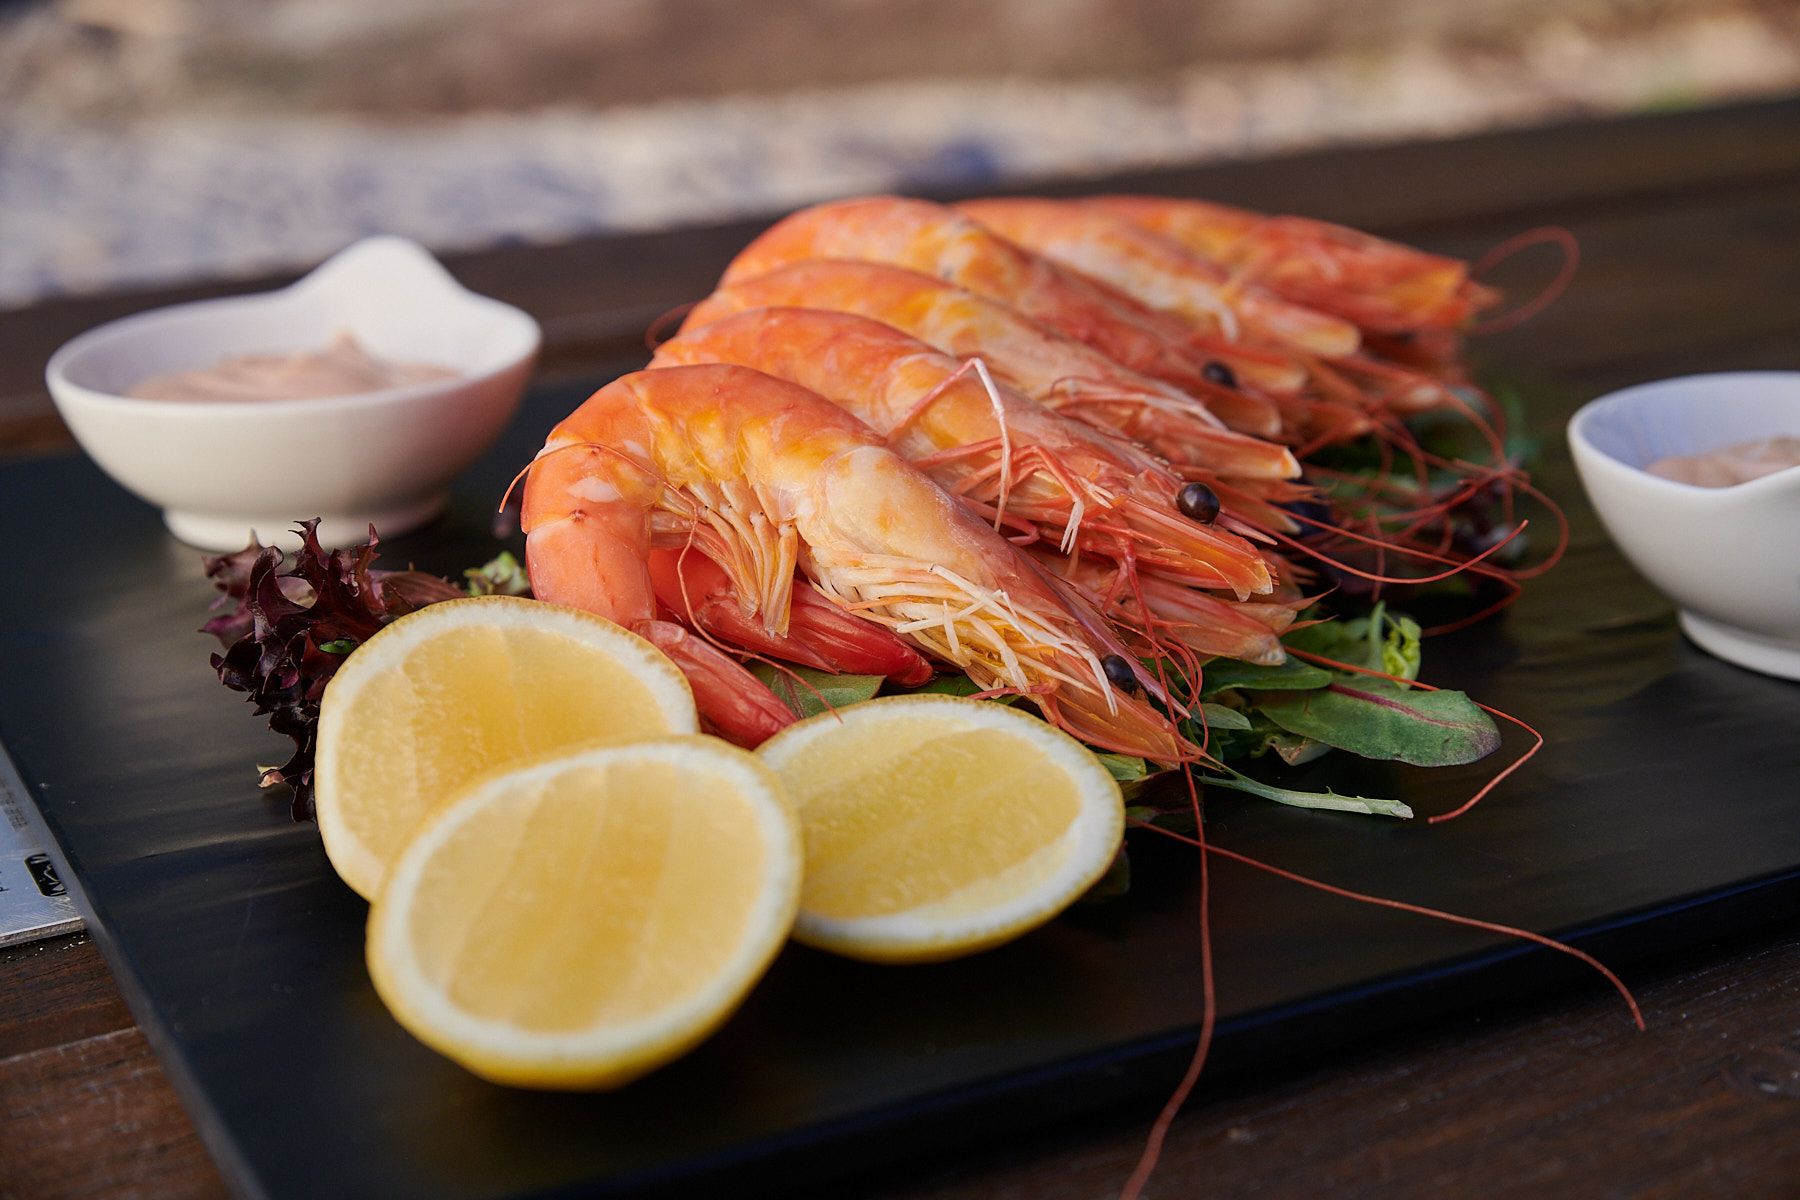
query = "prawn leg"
(648, 548, 933, 685)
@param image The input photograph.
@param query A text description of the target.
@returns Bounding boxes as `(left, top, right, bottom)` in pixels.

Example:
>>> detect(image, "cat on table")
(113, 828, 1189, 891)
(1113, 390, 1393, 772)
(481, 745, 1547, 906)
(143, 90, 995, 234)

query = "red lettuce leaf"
(201, 519, 462, 819)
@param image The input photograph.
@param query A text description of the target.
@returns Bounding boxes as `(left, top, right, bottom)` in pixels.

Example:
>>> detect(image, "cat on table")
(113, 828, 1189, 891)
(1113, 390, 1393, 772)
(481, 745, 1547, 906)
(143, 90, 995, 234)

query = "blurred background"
(2, 0, 1798, 307)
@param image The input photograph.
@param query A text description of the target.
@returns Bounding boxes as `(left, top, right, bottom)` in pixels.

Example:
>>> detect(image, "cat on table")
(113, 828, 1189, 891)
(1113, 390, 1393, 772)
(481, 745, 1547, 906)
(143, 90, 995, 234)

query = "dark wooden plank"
(1558, 324, 1800, 399)
(0, 1020, 230, 1200)
(0, 936, 231, 1199)
(1023, 95, 1800, 237)
(0, 934, 135, 1059)
(867, 931, 1800, 1200)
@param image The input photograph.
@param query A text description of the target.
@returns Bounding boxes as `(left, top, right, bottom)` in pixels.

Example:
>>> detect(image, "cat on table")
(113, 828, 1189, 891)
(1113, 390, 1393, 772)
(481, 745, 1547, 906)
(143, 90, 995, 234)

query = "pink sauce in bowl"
(128, 332, 457, 403)
(1644, 435, 1800, 488)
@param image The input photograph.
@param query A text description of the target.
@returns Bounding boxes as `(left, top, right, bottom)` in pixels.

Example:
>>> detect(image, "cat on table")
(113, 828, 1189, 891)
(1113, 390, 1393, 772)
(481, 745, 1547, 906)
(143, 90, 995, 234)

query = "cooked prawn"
(960, 198, 1466, 418)
(720, 195, 1297, 427)
(653, 306, 1275, 598)
(684, 260, 1301, 482)
(1086, 195, 1499, 335)
(520, 363, 1193, 760)
(958, 197, 1363, 359)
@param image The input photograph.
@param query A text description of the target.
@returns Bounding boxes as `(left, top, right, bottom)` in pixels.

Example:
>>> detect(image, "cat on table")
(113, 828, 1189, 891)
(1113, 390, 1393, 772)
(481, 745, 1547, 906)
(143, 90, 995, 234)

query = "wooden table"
(3, 97, 1799, 1200)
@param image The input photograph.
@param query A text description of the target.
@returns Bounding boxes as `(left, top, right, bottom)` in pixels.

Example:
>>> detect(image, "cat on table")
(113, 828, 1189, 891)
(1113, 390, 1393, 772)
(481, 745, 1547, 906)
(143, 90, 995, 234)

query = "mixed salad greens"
(203, 521, 1497, 826)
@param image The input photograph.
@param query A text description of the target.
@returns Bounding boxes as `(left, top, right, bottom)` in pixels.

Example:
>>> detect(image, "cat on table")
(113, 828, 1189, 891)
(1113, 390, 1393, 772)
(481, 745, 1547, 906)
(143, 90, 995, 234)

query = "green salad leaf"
(1267, 732, 1332, 766)
(1196, 702, 1253, 731)
(1093, 752, 1156, 802)
(1094, 753, 1151, 783)
(1251, 677, 1498, 766)
(748, 665, 884, 719)
(1198, 656, 1333, 696)
(1203, 768, 1414, 819)
(1283, 601, 1421, 681)
(464, 551, 531, 597)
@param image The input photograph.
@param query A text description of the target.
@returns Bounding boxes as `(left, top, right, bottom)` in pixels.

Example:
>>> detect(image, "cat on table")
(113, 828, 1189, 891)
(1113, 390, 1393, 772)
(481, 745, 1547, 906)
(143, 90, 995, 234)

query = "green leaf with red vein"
(1250, 677, 1499, 766)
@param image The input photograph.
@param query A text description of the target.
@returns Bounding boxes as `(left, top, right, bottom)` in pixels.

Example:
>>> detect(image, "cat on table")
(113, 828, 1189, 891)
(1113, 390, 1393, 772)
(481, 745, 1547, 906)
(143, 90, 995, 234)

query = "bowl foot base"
(163, 494, 449, 552)
(1678, 612, 1800, 682)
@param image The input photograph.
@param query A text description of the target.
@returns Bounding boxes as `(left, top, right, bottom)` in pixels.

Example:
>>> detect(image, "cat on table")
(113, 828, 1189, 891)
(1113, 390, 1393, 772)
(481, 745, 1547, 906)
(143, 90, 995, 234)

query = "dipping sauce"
(129, 332, 456, 402)
(1645, 435, 1800, 488)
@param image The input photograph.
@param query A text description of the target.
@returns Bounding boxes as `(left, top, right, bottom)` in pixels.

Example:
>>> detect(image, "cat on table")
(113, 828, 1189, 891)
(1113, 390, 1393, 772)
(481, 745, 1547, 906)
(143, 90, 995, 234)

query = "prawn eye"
(1102, 654, 1140, 694)
(1177, 482, 1221, 525)
(1201, 360, 1238, 388)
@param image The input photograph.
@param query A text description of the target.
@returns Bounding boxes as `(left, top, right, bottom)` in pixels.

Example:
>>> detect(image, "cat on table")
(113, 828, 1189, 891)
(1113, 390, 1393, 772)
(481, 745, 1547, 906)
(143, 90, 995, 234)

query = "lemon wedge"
(365, 737, 801, 1089)
(756, 695, 1124, 963)
(315, 595, 697, 899)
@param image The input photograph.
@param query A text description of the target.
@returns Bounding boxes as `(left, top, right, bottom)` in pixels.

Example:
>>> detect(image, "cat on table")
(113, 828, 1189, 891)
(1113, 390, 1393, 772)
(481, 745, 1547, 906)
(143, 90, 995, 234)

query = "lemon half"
(757, 695, 1124, 963)
(315, 596, 697, 899)
(365, 737, 801, 1089)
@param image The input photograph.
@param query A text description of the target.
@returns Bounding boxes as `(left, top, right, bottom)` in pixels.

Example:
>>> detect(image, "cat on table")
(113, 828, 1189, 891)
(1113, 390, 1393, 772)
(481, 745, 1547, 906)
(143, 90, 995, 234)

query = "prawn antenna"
(1469, 227, 1580, 335)
(1119, 812, 1643, 1198)
(1118, 760, 1215, 1200)
(644, 300, 700, 350)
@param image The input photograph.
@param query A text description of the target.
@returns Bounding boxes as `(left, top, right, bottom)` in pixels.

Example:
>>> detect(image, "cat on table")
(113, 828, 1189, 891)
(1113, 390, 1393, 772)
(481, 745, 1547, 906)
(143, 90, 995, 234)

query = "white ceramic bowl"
(1568, 372, 1800, 680)
(46, 237, 540, 551)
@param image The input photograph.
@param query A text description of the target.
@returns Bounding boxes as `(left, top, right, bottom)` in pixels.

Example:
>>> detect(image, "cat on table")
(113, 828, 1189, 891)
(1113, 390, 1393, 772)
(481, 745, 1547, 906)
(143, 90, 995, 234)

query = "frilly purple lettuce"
(201, 519, 462, 818)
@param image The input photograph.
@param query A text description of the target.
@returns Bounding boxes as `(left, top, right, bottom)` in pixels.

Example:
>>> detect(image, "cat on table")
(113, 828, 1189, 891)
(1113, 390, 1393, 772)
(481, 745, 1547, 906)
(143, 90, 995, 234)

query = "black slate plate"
(4, 369, 1797, 1200)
